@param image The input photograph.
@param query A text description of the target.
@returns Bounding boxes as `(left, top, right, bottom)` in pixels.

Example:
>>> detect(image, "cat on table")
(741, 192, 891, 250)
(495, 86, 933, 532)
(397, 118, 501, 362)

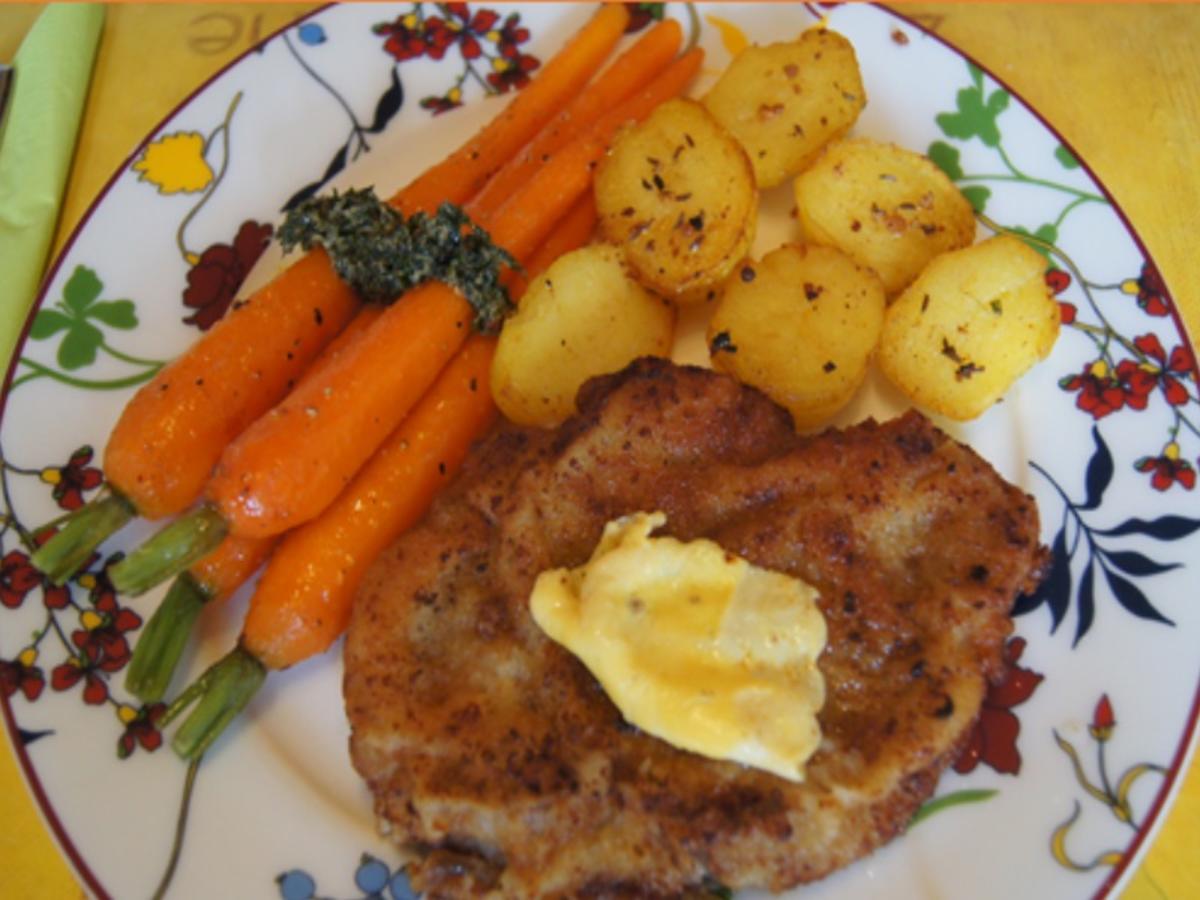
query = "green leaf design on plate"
(57, 320, 104, 370)
(62, 264, 103, 313)
(87, 300, 138, 329)
(927, 140, 964, 180)
(29, 309, 73, 339)
(1011, 222, 1060, 258)
(1055, 144, 1080, 170)
(961, 185, 992, 214)
(936, 63, 1009, 147)
(28, 265, 143, 370)
(909, 788, 998, 827)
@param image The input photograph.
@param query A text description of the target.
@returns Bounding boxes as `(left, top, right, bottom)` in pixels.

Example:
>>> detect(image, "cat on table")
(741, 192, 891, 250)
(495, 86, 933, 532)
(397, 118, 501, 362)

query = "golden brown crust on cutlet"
(344, 357, 1047, 898)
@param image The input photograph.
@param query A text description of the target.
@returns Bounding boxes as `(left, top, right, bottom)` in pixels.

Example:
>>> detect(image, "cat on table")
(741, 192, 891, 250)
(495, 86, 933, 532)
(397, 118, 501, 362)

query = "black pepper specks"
(710, 331, 738, 355)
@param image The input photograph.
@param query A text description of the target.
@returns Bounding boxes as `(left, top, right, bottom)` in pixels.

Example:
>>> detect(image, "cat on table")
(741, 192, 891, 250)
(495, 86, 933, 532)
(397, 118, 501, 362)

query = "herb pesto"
(277, 188, 517, 333)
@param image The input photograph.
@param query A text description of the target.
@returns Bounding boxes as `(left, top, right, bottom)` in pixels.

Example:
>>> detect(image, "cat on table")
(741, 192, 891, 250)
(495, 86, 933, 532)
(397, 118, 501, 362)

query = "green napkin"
(0, 4, 105, 373)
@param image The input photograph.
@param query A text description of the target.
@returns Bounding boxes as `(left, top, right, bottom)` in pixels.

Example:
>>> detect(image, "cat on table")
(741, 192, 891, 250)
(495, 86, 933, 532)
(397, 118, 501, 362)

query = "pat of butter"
(530, 511, 827, 781)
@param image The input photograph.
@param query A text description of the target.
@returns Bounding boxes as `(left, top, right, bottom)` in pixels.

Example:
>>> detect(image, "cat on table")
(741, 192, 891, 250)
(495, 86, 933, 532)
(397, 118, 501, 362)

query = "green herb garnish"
(277, 188, 517, 333)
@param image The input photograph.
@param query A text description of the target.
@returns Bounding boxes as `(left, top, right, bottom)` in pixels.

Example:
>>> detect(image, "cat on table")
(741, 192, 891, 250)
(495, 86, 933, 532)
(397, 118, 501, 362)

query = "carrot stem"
(164, 646, 265, 760)
(125, 573, 209, 701)
(29, 489, 137, 585)
(126, 531, 277, 698)
(108, 505, 227, 596)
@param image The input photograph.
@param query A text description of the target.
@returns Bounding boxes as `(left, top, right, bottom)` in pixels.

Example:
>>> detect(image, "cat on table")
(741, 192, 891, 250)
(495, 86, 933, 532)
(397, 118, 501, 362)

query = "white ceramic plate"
(3, 4, 1198, 898)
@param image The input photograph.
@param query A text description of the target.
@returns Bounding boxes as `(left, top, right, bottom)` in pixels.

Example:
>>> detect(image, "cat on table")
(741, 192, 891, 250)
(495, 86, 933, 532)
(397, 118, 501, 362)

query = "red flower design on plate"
(419, 4, 502, 62)
(0, 550, 40, 609)
(0, 650, 45, 702)
(117, 702, 167, 758)
(375, 12, 429, 61)
(50, 658, 108, 705)
(954, 636, 1044, 775)
(183, 220, 273, 331)
(625, 3, 665, 34)
(1133, 333, 1194, 406)
(487, 52, 540, 94)
(1122, 261, 1170, 316)
(39, 445, 103, 511)
(1060, 356, 1159, 419)
(1135, 444, 1196, 491)
(494, 11, 531, 59)
(1045, 268, 1071, 295)
(1089, 693, 1116, 742)
(421, 88, 464, 116)
(69, 592, 141, 674)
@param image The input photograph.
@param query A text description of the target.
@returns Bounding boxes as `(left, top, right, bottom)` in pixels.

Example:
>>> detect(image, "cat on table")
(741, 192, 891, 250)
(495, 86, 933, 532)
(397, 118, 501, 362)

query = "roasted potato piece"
(708, 244, 886, 429)
(877, 235, 1061, 420)
(794, 138, 976, 296)
(703, 28, 866, 189)
(491, 245, 675, 428)
(595, 98, 756, 303)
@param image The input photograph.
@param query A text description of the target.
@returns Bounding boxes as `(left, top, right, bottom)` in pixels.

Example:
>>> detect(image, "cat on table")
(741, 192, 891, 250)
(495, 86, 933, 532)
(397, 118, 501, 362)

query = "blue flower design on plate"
(277, 854, 417, 900)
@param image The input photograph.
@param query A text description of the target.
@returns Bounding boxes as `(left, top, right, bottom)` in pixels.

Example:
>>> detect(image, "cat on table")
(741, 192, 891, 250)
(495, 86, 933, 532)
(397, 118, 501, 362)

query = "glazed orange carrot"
(470, 17, 682, 213)
(31, 7, 629, 585)
(395, 3, 629, 215)
(188, 533, 277, 602)
(506, 193, 597, 299)
(123, 313, 389, 700)
(107, 248, 360, 524)
(161, 339, 497, 756)
(243, 335, 498, 669)
(243, 198, 598, 670)
(165, 198, 598, 755)
(206, 49, 705, 540)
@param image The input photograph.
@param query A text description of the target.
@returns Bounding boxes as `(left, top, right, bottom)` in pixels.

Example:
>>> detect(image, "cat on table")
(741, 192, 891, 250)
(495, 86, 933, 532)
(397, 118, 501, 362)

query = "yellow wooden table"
(1, 4, 1196, 898)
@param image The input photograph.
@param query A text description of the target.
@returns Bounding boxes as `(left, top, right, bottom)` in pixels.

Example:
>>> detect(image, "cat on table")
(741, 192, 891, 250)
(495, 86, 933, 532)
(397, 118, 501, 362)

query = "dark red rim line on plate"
(0, 7, 332, 899)
(3, 4, 1198, 899)
(882, 5, 1200, 899)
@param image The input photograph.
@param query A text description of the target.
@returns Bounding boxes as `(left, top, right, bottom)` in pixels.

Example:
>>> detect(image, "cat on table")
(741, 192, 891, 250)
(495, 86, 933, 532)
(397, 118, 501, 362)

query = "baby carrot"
(122, 312, 387, 700)
(30, 6, 628, 585)
(124, 533, 277, 701)
(162, 338, 496, 758)
(166, 194, 598, 757)
(243, 335, 498, 670)
(104, 249, 361, 524)
(506, 193, 597, 299)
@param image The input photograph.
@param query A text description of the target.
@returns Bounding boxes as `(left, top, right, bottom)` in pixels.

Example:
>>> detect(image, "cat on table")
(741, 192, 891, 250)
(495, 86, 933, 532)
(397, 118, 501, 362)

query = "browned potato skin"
(708, 243, 886, 429)
(703, 28, 866, 189)
(595, 98, 757, 303)
(794, 138, 977, 297)
(877, 235, 1061, 420)
(491, 244, 675, 429)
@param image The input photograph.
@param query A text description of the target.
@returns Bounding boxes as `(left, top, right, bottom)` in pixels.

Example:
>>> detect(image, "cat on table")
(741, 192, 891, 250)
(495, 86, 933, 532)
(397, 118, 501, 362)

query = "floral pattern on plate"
(1, 4, 1196, 899)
